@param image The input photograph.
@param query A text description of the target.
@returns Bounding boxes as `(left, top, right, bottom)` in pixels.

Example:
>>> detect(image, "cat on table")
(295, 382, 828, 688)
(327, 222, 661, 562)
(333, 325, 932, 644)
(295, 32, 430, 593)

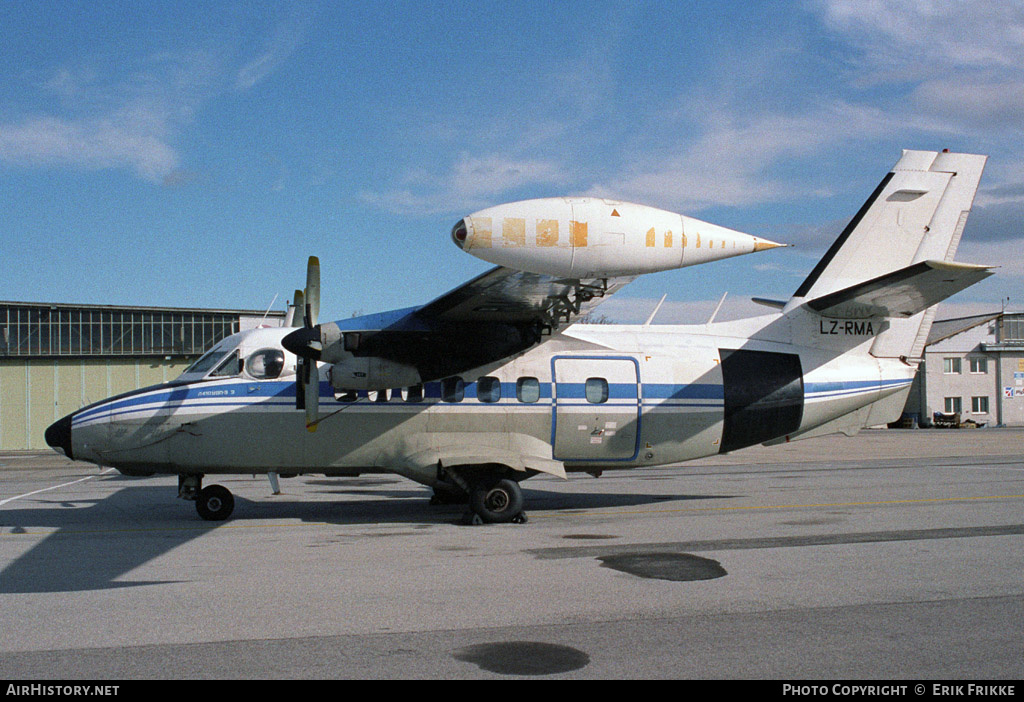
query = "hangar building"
(905, 311, 1024, 427)
(0, 301, 285, 450)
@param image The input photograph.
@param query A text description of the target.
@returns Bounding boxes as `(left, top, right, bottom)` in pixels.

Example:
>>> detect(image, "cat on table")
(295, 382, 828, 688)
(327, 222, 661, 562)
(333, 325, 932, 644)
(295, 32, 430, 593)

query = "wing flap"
(416, 265, 634, 326)
(806, 260, 994, 319)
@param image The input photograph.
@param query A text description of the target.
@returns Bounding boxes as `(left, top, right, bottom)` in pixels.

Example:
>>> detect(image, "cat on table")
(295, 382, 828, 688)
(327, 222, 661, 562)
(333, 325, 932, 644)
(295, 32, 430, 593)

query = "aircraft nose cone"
(45, 414, 74, 460)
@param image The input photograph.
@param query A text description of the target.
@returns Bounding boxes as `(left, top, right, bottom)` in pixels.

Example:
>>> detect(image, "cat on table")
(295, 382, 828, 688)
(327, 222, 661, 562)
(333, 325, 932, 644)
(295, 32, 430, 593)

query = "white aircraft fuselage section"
(65, 315, 913, 488)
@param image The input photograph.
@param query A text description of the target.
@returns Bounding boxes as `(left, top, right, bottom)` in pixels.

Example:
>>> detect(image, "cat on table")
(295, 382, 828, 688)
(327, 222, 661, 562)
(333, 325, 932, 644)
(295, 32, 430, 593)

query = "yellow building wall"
(0, 358, 193, 450)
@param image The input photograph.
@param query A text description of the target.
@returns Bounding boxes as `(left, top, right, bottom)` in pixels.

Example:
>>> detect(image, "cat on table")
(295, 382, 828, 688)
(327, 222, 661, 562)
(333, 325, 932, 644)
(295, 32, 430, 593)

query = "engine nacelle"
(451, 197, 783, 278)
(328, 355, 422, 391)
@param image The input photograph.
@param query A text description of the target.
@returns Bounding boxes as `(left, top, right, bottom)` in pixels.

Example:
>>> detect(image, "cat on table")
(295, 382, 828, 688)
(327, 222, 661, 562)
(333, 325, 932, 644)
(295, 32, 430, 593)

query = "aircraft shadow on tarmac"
(0, 476, 734, 594)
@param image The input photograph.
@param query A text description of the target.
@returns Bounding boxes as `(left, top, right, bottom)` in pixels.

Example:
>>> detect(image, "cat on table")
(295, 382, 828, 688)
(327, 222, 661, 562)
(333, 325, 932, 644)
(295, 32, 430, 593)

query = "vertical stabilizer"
(787, 150, 987, 359)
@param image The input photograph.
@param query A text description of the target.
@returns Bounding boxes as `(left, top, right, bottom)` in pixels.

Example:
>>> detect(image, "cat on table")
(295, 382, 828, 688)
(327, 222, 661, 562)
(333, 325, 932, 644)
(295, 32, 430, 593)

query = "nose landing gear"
(178, 474, 235, 521)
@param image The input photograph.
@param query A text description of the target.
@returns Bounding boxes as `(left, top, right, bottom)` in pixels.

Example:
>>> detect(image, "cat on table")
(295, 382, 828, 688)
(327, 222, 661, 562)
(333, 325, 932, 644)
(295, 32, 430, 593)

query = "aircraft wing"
(806, 260, 994, 319)
(416, 265, 634, 326)
(288, 266, 635, 388)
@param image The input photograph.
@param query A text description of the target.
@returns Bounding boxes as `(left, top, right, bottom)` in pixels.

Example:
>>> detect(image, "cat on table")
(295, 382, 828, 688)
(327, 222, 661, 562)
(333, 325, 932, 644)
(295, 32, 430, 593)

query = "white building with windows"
(905, 312, 1024, 427)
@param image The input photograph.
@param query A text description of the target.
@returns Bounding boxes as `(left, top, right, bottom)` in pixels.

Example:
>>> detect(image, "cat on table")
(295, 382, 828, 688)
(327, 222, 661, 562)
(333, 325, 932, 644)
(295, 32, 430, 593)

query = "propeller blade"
(292, 289, 305, 329)
(295, 358, 305, 410)
(304, 256, 320, 328)
(289, 256, 322, 429)
(304, 363, 319, 433)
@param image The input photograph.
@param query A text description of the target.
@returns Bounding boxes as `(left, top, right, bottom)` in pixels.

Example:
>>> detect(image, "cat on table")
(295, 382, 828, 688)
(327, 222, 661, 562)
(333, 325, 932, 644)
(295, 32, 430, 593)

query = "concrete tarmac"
(1, 428, 1022, 679)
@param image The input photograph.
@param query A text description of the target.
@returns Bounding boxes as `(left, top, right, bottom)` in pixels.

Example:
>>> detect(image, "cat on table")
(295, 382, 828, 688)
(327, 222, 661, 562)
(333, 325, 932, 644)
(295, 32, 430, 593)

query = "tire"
(196, 484, 235, 521)
(470, 478, 523, 524)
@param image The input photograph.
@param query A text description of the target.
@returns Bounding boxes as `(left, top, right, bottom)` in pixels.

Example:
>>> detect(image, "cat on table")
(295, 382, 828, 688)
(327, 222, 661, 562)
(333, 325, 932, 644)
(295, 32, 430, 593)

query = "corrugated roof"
(0, 300, 286, 316)
(927, 312, 1000, 346)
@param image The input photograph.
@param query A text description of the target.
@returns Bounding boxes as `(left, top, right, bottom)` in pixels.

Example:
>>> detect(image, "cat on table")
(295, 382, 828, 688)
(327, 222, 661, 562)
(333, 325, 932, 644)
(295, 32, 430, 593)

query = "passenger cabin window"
(477, 376, 501, 403)
(405, 384, 423, 403)
(210, 350, 242, 377)
(585, 377, 609, 404)
(517, 377, 540, 403)
(246, 349, 285, 379)
(442, 377, 465, 403)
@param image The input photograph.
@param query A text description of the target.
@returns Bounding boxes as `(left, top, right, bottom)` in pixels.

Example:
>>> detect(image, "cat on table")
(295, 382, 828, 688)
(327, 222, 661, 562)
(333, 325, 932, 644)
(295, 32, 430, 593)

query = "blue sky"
(2, 1, 1022, 324)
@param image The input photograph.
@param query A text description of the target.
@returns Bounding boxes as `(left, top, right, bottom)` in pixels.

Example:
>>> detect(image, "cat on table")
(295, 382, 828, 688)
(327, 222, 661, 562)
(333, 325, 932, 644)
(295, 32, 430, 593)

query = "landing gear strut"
(178, 474, 236, 521)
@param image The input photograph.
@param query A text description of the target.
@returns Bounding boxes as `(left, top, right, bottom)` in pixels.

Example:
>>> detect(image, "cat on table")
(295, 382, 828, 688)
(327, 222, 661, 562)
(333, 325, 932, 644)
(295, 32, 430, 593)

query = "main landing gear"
(436, 466, 529, 525)
(178, 475, 235, 521)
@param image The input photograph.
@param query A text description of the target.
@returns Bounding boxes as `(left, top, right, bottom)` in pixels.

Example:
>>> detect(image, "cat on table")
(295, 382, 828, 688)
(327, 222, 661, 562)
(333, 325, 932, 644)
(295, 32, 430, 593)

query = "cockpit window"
(210, 350, 242, 377)
(184, 345, 232, 376)
(246, 349, 286, 379)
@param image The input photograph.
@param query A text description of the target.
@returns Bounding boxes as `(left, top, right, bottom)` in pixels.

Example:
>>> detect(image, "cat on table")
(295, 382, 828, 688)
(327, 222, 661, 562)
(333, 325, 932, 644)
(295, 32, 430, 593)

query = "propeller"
(285, 257, 322, 433)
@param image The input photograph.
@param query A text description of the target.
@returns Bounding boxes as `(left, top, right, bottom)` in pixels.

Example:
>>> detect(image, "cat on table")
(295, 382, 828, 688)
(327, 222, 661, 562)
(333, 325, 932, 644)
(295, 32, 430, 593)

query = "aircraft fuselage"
(58, 314, 914, 489)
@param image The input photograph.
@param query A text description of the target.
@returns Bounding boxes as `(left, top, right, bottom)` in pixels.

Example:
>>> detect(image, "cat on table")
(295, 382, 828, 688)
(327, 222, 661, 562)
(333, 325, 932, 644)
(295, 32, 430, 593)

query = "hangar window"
(442, 377, 465, 403)
(477, 376, 501, 403)
(516, 377, 540, 403)
(585, 377, 609, 404)
(969, 357, 988, 374)
(944, 396, 962, 414)
(0, 304, 242, 358)
(943, 358, 962, 374)
(972, 396, 989, 413)
(246, 349, 286, 379)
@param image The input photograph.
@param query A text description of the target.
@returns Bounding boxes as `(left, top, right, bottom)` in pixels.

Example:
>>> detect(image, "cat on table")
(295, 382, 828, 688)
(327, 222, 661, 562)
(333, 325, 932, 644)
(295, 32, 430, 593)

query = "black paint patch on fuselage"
(719, 348, 804, 453)
(453, 641, 590, 676)
(598, 552, 727, 582)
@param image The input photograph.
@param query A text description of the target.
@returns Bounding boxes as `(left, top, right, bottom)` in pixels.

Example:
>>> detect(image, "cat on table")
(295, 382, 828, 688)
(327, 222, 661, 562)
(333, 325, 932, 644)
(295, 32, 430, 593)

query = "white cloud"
(588, 101, 901, 212)
(0, 13, 308, 184)
(816, 1, 1024, 76)
(0, 113, 179, 182)
(235, 13, 308, 90)
(360, 154, 568, 216)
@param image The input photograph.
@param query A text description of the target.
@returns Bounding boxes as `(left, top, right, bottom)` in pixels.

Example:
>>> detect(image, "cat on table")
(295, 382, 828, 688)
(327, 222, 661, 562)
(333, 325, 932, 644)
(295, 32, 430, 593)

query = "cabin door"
(552, 356, 640, 461)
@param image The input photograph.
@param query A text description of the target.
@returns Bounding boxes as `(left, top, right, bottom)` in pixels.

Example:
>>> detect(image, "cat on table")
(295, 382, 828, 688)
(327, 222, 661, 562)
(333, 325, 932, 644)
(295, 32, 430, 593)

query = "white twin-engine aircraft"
(46, 150, 993, 524)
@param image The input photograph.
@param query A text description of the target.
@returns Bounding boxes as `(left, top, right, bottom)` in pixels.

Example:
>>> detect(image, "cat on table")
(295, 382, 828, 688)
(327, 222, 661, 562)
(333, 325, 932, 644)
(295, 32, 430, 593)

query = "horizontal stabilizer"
(751, 297, 786, 310)
(806, 260, 993, 319)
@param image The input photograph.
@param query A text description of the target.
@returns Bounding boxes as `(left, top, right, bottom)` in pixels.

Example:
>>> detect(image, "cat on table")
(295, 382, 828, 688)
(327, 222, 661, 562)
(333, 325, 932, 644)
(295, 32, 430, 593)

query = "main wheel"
(196, 484, 235, 521)
(469, 478, 523, 524)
